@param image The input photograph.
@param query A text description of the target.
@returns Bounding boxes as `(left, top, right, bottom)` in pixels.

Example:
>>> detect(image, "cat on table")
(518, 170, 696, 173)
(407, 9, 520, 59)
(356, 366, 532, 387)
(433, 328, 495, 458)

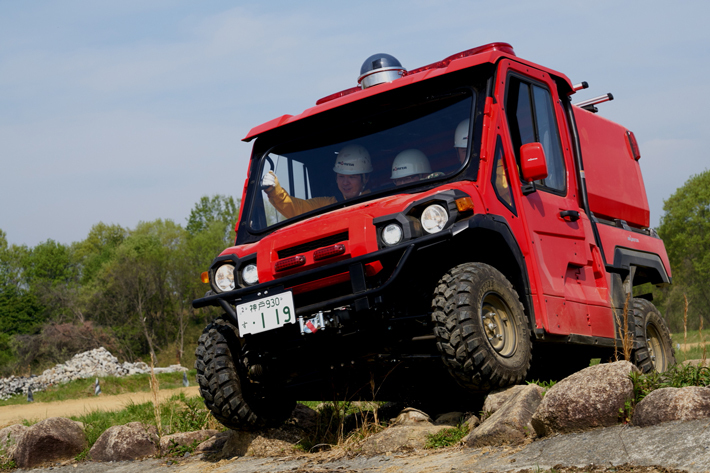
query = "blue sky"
(1, 1, 708, 247)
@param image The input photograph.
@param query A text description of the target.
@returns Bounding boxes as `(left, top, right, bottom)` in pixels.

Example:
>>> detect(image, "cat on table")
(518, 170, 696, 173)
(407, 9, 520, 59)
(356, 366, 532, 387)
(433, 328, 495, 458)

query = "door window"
(505, 76, 566, 193)
(491, 136, 515, 213)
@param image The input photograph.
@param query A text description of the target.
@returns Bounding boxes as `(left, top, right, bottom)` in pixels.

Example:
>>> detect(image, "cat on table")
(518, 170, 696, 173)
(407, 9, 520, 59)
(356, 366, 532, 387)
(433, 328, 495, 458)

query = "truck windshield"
(249, 90, 474, 231)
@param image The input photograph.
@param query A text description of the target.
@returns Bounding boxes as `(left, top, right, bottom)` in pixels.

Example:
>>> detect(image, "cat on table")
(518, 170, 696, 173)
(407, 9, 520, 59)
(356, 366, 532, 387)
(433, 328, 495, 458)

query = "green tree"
(657, 169, 710, 331)
(185, 194, 239, 242)
(0, 230, 44, 336)
(73, 222, 127, 285)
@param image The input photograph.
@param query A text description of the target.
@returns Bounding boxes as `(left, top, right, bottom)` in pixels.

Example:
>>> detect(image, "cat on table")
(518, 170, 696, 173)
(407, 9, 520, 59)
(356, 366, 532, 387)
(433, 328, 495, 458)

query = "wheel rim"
(481, 292, 517, 357)
(646, 323, 667, 371)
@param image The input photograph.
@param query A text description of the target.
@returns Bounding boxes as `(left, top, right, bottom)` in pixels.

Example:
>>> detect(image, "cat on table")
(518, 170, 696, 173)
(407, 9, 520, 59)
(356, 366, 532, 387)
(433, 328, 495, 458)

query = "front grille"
(277, 231, 349, 259)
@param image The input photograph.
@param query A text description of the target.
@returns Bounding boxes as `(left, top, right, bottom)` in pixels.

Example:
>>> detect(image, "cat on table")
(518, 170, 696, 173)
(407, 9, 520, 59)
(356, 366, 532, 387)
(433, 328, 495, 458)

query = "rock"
(14, 417, 87, 468)
(434, 412, 465, 426)
(464, 384, 543, 447)
(89, 422, 158, 461)
(633, 386, 710, 427)
(390, 408, 433, 426)
(465, 414, 480, 430)
(287, 404, 318, 433)
(160, 429, 220, 453)
(0, 424, 27, 459)
(360, 425, 448, 454)
(481, 385, 529, 419)
(220, 430, 255, 458)
(531, 361, 637, 437)
(682, 359, 710, 368)
(195, 432, 231, 453)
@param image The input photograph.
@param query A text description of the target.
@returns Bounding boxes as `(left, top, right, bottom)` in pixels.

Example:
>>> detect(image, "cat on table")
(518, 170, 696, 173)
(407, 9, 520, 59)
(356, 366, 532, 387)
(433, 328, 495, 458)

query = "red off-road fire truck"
(193, 42, 675, 430)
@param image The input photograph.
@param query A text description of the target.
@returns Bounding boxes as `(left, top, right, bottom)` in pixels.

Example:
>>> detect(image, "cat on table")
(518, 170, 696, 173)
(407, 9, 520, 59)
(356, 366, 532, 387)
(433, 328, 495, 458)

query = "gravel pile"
(0, 347, 187, 400)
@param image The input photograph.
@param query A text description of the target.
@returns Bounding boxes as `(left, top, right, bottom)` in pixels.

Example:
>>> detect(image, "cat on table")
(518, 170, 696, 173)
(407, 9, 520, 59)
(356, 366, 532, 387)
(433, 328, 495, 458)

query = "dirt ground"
(0, 386, 199, 427)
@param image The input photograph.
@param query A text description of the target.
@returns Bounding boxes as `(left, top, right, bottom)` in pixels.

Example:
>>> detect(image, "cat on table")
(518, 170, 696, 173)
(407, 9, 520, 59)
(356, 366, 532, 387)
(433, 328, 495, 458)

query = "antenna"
(573, 93, 614, 113)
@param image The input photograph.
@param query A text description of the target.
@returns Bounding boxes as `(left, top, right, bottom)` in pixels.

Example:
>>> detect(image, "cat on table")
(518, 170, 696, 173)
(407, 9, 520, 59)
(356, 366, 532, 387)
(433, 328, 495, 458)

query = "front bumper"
(192, 219, 471, 326)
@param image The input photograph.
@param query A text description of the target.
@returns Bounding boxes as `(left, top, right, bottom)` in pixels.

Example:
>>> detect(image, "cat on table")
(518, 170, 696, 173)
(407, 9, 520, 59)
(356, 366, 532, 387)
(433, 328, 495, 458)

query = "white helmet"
(333, 144, 373, 175)
(455, 119, 470, 148)
(390, 149, 431, 179)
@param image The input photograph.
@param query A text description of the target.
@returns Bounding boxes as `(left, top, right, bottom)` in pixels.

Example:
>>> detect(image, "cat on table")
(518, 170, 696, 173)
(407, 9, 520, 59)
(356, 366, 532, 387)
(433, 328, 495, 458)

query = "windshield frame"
(243, 84, 482, 237)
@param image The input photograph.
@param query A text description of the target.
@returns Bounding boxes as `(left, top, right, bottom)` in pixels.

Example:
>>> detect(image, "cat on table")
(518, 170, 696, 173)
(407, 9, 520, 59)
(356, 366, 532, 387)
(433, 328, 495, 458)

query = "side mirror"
(520, 142, 548, 182)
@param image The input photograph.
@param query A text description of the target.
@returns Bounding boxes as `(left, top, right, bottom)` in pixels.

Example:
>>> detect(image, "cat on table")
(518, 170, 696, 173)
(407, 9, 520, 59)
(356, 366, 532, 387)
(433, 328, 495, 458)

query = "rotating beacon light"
(358, 54, 406, 89)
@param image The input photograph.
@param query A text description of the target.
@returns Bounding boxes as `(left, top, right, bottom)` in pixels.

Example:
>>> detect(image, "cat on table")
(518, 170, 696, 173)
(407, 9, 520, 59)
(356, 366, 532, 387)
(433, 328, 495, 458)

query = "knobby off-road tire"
(195, 319, 295, 430)
(630, 298, 676, 373)
(432, 262, 532, 392)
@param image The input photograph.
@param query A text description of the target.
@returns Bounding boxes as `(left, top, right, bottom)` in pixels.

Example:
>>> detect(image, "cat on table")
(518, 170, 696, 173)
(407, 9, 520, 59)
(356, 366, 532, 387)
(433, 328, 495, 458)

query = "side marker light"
(455, 197, 474, 212)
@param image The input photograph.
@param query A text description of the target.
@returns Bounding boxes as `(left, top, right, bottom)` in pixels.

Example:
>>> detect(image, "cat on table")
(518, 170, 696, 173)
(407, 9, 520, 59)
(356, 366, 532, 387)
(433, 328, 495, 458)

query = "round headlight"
(242, 264, 259, 286)
(214, 264, 236, 292)
(421, 204, 448, 234)
(382, 223, 403, 246)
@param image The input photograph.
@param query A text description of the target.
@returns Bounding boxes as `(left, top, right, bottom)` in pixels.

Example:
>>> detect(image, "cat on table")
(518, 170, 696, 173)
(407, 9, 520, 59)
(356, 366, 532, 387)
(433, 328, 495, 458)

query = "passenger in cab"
(262, 144, 372, 219)
(390, 149, 433, 186)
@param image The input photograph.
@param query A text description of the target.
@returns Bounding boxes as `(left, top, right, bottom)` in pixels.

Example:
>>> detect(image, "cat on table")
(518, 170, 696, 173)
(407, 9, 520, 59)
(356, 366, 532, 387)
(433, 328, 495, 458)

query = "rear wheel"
(432, 263, 532, 392)
(631, 298, 676, 373)
(195, 319, 295, 430)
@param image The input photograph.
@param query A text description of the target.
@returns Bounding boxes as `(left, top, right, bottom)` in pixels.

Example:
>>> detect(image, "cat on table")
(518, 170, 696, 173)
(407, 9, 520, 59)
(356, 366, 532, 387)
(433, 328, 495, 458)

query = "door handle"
(560, 210, 580, 222)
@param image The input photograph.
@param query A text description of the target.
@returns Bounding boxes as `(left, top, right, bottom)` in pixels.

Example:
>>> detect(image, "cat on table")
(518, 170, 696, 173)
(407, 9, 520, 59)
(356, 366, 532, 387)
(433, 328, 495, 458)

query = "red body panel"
(597, 223, 672, 279)
(574, 107, 650, 228)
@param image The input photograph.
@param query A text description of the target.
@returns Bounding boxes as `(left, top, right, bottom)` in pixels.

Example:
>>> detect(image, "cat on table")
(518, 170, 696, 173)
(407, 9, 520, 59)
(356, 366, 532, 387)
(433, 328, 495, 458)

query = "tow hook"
(299, 311, 326, 335)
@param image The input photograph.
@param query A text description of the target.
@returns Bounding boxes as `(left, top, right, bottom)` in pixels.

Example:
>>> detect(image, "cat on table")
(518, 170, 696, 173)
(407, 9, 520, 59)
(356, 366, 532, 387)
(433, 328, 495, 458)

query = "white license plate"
(236, 291, 296, 336)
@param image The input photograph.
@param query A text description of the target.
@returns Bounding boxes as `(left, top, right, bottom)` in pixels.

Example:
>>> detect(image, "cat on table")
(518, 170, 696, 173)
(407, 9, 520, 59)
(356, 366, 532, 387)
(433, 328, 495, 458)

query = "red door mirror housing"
(520, 142, 548, 182)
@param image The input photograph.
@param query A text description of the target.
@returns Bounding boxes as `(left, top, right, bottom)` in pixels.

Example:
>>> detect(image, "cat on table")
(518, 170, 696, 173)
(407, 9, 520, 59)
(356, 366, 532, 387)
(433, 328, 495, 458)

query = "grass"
(68, 392, 222, 460)
(295, 400, 385, 453)
(425, 423, 470, 449)
(0, 370, 197, 407)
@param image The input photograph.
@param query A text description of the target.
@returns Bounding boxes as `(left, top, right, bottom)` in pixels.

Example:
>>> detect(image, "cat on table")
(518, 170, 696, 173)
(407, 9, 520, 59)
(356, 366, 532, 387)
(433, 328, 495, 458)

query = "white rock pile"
(0, 347, 187, 401)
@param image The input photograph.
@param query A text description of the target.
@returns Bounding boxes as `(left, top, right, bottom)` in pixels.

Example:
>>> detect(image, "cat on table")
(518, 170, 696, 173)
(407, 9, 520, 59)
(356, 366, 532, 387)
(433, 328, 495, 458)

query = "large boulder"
(0, 424, 27, 460)
(14, 417, 87, 468)
(89, 422, 158, 461)
(464, 384, 543, 448)
(633, 386, 710, 427)
(481, 385, 530, 418)
(531, 361, 637, 437)
(160, 429, 220, 453)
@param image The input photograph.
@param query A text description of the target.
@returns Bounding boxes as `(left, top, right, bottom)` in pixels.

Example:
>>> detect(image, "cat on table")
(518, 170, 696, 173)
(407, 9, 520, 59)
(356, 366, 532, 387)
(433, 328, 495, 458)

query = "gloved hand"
(261, 171, 277, 190)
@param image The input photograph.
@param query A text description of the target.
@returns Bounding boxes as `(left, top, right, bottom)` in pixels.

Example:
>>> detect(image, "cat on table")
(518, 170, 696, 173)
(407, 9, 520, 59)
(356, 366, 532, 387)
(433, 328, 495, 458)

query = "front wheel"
(630, 298, 676, 373)
(432, 263, 532, 392)
(195, 319, 295, 430)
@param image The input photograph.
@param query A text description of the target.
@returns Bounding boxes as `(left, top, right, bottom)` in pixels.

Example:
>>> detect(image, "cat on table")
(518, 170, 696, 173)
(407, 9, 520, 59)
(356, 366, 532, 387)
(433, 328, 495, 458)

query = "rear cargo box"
(574, 107, 650, 228)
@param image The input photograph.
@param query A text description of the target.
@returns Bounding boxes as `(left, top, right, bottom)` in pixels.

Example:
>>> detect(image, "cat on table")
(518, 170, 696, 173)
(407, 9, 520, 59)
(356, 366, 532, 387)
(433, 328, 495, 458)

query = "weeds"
(296, 400, 386, 452)
(630, 363, 710, 404)
(164, 439, 202, 457)
(617, 399, 632, 424)
(68, 393, 220, 460)
(612, 292, 633, 362)
(683, 294, 689, 352)
(149, 355, 163, 438)
(424, 423, 470, 449)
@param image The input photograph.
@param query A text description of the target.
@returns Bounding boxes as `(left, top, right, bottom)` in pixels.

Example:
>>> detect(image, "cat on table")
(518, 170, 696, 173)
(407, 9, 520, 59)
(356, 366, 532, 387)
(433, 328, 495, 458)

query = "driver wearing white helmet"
(390, 149, 432, 186)
(262, 144, 372, 219)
